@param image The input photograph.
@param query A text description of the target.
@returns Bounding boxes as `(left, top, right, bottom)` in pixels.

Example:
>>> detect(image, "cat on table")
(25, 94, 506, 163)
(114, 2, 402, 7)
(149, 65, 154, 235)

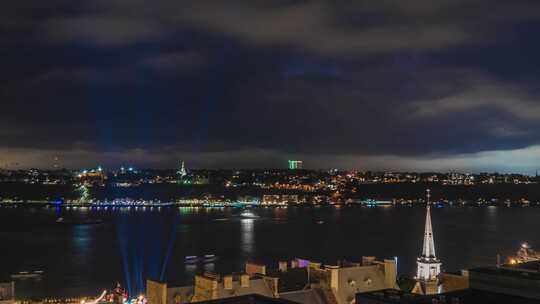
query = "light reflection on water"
(240, 219, 255, 257)
(486, 205, 498, 233)
(73, 225, 91, 249)
(203, 263, 215, 273)
(1, 206, 540, 298)
(72, 225, 93, 267)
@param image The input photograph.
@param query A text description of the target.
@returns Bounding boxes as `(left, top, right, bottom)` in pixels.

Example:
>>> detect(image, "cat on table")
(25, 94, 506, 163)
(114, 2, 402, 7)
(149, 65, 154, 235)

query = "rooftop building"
(286, 257, 398, 304)
(195, 294, 297, 304)
(147, 271, 277, 304)
(0, 282, 15, 304)
(147, 257, 397, 304)
(356, 288, 537, 304)
(468, 260, 540, 300)
(358, 259, 540, 303)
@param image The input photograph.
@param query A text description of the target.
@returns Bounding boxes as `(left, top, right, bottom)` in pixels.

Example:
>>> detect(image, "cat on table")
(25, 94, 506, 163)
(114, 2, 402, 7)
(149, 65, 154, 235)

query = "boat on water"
(56, 217, 104, 225)
(239, 210, 259, 219)
(184, 255, 218, 264)
(11, 271, 44, 280)
(204, 254, 217, 262)
(184, 256, 199, 264)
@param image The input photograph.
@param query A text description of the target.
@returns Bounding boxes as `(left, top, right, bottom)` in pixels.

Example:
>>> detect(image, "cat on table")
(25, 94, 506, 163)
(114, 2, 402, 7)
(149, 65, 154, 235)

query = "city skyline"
(2, 1, 540, 172)
(3, 148, 540, 174)
(2, 2, 540, 302)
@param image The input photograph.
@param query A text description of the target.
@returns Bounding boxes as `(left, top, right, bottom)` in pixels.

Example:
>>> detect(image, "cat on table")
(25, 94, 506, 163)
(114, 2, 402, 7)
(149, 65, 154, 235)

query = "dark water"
(0, 205, 538, 298)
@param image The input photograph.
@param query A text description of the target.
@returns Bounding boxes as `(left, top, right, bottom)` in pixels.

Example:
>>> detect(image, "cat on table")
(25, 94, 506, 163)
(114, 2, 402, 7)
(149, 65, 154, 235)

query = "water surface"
(0, 205, 537, 298)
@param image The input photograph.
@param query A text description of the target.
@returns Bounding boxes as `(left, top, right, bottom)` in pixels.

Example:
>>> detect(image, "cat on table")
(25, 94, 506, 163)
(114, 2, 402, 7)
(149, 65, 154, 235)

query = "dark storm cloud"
(1, 0, 540, 170)
(142, 51, 207, 70)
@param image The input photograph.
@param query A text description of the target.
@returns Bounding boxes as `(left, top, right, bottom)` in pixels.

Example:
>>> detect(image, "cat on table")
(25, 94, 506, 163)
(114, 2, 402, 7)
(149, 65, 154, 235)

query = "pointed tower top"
(178, 161, 187, 178)
(415, 189, 442, 285)
(421, 199, 436, 259)
(421, 189, 437, 259)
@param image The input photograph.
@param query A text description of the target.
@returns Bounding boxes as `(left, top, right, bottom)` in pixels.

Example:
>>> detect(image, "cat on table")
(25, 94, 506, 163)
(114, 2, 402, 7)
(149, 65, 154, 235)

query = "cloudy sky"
(1, 0, 540, 172)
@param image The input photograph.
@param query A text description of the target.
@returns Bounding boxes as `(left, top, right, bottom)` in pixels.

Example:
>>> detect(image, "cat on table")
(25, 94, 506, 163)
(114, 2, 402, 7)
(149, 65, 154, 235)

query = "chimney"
(383, 259, 397, 289)
(279, 261, 288, 272)
(362, 256, 376, 266)
(329, 268, 339, 291)
(194, 274, 219, 300)
(240, 274, 250, 288)
(224, 275, 233, 290)
(204, 272, 220, 280)
(245, 262, 266, 276)
(263, 276, 280, 297)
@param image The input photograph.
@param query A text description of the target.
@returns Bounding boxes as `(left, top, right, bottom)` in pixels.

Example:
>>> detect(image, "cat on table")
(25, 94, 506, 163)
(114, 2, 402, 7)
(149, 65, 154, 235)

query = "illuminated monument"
(412, 189, 442, 295)
(288, 160, 303, 170)
(177, 161, 187, 183)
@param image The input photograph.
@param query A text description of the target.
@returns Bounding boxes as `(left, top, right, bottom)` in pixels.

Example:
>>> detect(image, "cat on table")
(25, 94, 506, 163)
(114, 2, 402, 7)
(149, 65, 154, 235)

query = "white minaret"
(416, 189, 442, 283)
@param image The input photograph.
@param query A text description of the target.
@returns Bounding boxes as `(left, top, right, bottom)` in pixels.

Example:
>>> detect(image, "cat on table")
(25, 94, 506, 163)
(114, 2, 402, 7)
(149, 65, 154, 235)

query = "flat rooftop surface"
(469, 261, 540, 280)
(357, 288, 539, 304)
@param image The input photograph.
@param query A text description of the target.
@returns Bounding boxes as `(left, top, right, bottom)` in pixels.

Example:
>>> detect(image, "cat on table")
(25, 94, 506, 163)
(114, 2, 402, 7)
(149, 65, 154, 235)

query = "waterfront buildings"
(261, 195, 299, 205)
(76, 168, 107, 187)
(1, 168, 538, 188)
(3, 167, 540, 205)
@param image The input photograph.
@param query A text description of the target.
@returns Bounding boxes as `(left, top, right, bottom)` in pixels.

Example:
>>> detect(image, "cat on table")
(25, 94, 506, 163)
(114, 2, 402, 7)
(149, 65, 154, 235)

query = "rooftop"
(195, 294, 297, 304)
(357, 288, 539, 304)
(469, 261, 540, 280)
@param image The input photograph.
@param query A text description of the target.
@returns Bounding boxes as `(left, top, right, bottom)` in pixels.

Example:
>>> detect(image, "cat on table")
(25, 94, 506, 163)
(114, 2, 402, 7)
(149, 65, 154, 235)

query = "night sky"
(2, 1, 540, 172)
